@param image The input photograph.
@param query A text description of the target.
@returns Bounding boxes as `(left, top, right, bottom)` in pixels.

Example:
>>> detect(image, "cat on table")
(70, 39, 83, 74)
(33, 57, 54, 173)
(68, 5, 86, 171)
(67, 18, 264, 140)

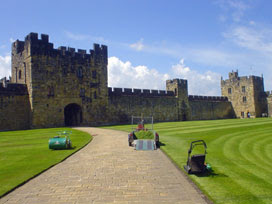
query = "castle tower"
(11, 32, 109, 128)
(221, 70, 267, 118)
(166, 79, 190, 120)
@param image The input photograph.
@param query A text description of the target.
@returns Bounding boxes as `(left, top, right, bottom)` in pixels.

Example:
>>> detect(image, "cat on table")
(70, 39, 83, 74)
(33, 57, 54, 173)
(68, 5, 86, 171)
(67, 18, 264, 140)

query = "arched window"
(243, 96, 247, 103)
(18, 70, 22, 79)
(228, 88, 232, 94)
(80, 88, 85, 97)
(77, 67, 83, 78)
(92, 70, 97, 79)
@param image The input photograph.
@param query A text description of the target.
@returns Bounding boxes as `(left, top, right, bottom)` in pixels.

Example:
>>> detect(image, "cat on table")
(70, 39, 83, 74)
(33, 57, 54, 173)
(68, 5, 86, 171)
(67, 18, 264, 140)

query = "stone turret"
(11, 32, 109, 128)
(221, 70, 267, 118)
(166, 79, 190, 120)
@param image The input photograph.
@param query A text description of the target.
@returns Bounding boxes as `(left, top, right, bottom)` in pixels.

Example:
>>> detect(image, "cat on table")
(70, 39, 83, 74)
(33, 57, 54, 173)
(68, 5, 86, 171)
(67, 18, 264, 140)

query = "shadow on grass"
(195, 169, 228, 178)
(50, 146, 77, 151)
(157, 141, 166, 148)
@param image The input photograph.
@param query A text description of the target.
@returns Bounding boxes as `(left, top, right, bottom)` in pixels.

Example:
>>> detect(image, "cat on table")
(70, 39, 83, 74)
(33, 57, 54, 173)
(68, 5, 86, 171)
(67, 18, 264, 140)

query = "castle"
(0, 32, 271, 131)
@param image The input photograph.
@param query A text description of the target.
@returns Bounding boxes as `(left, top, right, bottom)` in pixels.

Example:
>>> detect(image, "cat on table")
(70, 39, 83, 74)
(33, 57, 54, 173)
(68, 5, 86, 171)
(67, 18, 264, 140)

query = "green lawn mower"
(49, 131, 72, 150)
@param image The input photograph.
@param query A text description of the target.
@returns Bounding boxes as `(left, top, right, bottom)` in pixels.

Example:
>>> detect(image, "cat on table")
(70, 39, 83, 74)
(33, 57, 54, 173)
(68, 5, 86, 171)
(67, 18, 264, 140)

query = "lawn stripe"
(103, 118, 272, 204)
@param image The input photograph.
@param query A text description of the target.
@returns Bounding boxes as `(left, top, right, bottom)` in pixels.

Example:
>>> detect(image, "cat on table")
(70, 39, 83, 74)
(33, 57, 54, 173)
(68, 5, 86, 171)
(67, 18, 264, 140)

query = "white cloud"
(0, 55, 11, 79)
(249, 20, 255, 25)
(223, 26, 272, 53)
(9, 38, 15, 43)
(108, 56, 222, 95)
(215, 0, 251, 22)
(0, 45, 6, 49)
(126, 38, 249, 69)
(130, 38, 144, 51)
(64, 31, 108, 44)
(108, 56, 169, 90)
(171, 59, 221, 95)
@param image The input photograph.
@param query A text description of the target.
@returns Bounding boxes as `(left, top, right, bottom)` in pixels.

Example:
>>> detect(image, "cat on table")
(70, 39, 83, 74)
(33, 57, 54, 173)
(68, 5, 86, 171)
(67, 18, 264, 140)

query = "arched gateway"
(64, 103, 82, 126)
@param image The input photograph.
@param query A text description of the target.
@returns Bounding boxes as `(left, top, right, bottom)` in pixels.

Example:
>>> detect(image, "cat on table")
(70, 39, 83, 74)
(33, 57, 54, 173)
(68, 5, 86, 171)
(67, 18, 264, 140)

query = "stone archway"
(64, 103, 83, 126)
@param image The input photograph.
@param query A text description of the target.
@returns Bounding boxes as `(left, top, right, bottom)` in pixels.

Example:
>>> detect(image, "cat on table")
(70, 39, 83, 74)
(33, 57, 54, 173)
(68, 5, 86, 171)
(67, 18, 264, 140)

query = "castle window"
(18, 70, 22, 79)
(228, 88, 232, 94)
(48, 86, 54, 97)
(242, 86, 246, 93)
(92, 70, 97, 79)
(94, 91, 97, 99)
(80, 88, 85, 97)
(243, 96, 247, 102)
(62, 67, 68, 76)
(77, 67, 83, 78)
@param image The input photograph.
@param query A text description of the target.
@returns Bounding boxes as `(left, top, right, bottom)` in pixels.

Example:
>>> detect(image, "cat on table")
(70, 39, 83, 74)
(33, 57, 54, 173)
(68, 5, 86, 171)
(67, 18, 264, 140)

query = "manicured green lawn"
(103, 118, 272, 204)
(0, 128, 91, 197)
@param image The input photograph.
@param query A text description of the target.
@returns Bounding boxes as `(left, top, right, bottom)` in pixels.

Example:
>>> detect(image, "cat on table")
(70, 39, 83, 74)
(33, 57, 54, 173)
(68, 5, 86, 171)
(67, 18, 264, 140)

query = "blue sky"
(1, 0, 272, 95)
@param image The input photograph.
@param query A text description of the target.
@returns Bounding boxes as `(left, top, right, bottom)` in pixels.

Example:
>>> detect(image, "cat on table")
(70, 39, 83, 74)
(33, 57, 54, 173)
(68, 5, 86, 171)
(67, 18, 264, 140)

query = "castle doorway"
(64, 103, 83, 126)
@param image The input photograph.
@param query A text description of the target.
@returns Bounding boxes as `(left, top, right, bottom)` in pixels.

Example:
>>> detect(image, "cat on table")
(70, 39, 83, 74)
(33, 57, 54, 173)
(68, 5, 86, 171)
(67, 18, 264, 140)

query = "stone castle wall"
(108, 87, 235, 123)
(108, 88, 178, 123)
(267, 91, 272, 117)
(221, 72, 267, 118)
(189, 95, 235, 120)
(0, 83, 30, 131)
(11, 33, 109, 128)
(0, 33, 271, 131)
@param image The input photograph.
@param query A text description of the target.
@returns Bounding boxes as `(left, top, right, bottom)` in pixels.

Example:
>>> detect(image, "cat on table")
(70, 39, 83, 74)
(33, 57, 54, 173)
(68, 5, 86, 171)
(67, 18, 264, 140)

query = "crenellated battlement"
(189, 95, 228, 102)
(12, 32, 108, 64)
(0, 83, 28, 95)
(166, 78, 187, 86)
(108, 87, 175, 97)
(221, 72, 263, 85)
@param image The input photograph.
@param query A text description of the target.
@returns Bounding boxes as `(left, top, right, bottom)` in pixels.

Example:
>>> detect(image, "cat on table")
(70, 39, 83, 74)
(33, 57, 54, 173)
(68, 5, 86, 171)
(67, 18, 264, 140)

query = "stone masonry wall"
(189, 95, 235, 120)
(12, 33, 108, 128)
(267, 92, 272, 117)
(6, 32, 271, 131)
(108, 88, 178, 123)
(221, 71, 265, 118)
(0, 84, 30, 131)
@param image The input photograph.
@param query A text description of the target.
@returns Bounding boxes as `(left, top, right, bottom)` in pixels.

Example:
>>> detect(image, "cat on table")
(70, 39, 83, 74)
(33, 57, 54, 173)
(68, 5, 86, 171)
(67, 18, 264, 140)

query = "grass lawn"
(103, 118, 272, 204)
(134, 130, 155, 139)
(0, 128, 91, 197)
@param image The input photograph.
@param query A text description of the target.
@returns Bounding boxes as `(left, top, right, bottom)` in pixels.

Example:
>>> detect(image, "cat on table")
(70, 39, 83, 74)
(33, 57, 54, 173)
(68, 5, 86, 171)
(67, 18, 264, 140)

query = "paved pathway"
(0, 128, 210, 204)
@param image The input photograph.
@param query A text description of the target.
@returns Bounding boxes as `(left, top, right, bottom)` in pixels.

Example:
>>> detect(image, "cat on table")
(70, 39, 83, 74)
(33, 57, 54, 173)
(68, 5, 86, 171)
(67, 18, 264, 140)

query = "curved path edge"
(0, 127, 211, 204)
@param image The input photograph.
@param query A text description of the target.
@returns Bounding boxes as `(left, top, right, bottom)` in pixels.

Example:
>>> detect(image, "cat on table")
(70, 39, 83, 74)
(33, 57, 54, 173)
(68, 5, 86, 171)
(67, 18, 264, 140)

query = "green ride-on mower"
(49, 131, 72, 150)
(184, 140, 208, 174)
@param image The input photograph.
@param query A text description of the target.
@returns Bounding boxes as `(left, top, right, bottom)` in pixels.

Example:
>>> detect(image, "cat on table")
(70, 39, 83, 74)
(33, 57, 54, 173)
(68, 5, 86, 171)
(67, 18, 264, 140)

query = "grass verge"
(0, 127, 91, 197)
(103, 118, 272, 204)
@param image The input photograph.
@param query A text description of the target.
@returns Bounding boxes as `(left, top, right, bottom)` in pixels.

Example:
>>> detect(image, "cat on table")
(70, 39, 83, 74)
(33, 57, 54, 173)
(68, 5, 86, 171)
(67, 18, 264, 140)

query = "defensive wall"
(0, 33, 271, 131)
(107, 86, 235, 123)
(0, 83, 30, 130)
(108, 87, 178, 123)
(266, 91, 272, 117)
(188, 95, 235, 120)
